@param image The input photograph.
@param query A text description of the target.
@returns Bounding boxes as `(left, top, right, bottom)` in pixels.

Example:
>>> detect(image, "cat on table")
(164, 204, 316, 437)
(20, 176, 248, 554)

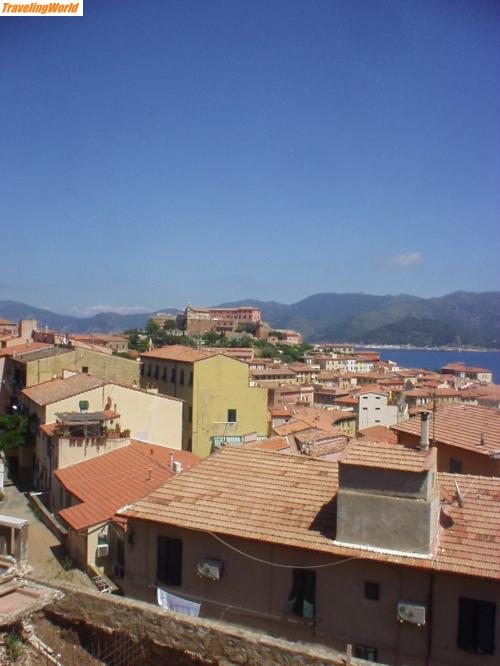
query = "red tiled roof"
(0, 342, 52, 358)
(334, 396, 359, 405)
(358, 384, 388, 395)
(123, 447, 500, 580)
(393, 404, 500, 457)
(55, 441, 199, 530)
(340, 440, 433, 473)
(358, 425, 398, 444)
(273, 420, 311, 436)
(140, 344, 217, 363)
(22, 374, 105, 406)
(243, 437, 291, 452)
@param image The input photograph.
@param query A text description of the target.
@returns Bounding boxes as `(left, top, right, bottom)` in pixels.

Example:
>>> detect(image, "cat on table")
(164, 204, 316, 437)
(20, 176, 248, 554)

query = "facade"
(3, 345, 139, 414)
(122, 444, 500, 666)
(441, 363, 493, 384)
(357, 387, 400, 430)
(140, 345, 268, 457)
(20, 373, 183, 487)
(0, 319, 37, 349)
(69, 334, 129, 353)
(180, 305, 262, 338)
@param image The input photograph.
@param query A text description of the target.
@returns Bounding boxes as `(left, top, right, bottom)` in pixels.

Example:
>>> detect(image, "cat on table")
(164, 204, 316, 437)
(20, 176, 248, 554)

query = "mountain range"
(0, 291, 498, 348)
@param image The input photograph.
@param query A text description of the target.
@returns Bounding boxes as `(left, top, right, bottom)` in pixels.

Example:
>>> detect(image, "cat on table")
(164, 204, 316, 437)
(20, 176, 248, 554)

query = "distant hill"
(217, 291, 500, 348)
(1, 291, 498, 346)
(0, 301, 163, 334)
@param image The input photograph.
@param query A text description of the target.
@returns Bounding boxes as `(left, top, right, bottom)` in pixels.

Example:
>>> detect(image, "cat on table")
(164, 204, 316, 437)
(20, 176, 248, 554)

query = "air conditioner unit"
(96, 543, 109, 558)
(397, 601, 426, 626)
(197, 558, 223, 580)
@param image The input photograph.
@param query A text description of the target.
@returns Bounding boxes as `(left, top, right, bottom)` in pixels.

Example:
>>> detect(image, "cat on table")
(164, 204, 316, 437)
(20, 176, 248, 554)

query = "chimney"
(169, 453, 174, 469)
(420, 411, 430, 450)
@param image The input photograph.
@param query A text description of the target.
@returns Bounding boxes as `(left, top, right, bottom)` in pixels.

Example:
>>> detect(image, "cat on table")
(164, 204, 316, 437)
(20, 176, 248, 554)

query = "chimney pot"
(420, 411, 430, 450)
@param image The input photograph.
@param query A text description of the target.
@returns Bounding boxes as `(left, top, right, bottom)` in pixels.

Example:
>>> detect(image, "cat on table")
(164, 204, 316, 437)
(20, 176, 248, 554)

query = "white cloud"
(386, 251, 424, 268)
(70, 304, 149, 316)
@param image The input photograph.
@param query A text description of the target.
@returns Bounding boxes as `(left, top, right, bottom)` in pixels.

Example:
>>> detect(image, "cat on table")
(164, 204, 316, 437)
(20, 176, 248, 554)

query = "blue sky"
(1, 0, 498, 315)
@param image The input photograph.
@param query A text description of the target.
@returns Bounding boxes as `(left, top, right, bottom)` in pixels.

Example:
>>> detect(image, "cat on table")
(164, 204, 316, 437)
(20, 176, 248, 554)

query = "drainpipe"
(426, 571, 435, 666)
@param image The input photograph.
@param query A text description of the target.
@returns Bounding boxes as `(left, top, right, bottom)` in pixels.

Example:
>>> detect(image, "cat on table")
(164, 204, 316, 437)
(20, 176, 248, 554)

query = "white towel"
(157, 587, 201, 617)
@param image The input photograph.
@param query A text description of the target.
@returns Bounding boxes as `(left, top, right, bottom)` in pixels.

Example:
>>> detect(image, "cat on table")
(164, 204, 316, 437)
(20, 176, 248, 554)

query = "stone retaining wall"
(27, 492, 68, 543)
(34, 578, 380, 666)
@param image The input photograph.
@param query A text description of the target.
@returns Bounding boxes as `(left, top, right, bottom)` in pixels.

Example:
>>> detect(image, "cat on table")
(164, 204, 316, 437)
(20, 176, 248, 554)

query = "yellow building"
(140, 345, 268, 457)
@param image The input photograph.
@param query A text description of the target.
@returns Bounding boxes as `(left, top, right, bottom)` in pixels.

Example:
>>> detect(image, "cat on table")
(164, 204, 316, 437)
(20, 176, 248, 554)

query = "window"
(146, 365, 151, 377)
(81, 366, 89, 373)
(450, 458, 463, 474)
(227, 409, 237, 423)
(364, 581, 379, 601)
(189, 371, 193, 386)
(355, 646, 378, 662)
(458, 598, 496, 654)
(154, 365, 159, 379)
(162, 367, 167, 381)
(285, 569, 316, 618)
(157, 537, 182, 586)
(179, 369, 184, 385)
(170, 367, 176, 383)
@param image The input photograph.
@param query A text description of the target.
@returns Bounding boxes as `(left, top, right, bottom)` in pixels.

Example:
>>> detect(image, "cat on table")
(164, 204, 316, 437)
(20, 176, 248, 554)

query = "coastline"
(354, 344, 499, 353)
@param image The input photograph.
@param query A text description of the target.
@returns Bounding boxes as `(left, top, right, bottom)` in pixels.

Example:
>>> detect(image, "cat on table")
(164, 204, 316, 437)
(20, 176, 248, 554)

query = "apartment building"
(357, 385, 401, 430)
(121, 442, 500, 665)
(19, 373, 183, 487)
(393, 404, 500, 476)
(139, 345, 268, 457)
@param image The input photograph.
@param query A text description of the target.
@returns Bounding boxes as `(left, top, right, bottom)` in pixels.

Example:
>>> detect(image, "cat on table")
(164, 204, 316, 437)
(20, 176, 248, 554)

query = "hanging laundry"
(157, 586, 201, 617)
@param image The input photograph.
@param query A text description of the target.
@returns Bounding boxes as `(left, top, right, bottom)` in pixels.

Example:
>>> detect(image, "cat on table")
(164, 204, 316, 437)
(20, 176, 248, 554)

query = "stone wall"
(35, 578, 379, 665)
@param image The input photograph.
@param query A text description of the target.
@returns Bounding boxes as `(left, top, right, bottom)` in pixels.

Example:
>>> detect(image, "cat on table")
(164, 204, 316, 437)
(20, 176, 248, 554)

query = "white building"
(357, 386, 399, 430)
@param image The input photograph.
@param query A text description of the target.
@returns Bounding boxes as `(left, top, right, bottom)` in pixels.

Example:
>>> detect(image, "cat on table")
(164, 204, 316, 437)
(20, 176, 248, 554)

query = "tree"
(0, 414, 31, 451)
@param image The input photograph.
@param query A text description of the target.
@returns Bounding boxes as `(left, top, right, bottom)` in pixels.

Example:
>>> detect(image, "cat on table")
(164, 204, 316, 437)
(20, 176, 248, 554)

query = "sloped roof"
(393, 404, 500, 457)
(123, 447, 500, 581)
(358, 425, 398, 444)
(340, 440, 432, 473)
(55, 441, 199, 530)
(140, 345, 217, 363)
(0, 342, 52, 358)
(22, 374, 106, 406)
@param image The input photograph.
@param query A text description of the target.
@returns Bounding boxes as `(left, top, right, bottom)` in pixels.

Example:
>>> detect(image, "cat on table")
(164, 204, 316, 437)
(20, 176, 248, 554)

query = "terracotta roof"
(0, 342, 52, 358)
(273, 420, 311, 436)
(140, 345, 217, 363)
(40, 423, 58, 437)
(393, 404, 500, 457)
(334, 396, 358, 405)
(270, 408, 292, 418)
(22, 374, 105, 406)
(70, 334, 128, 342)
(12, 346, 71, 363)
(358, 384, 388, 395)
(242, 437, 291, 453)
(123, 447, 500, 581)
(340, 440, 433, 473)
(358, 425, 398, 444)
(55, 441, 199, 530)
